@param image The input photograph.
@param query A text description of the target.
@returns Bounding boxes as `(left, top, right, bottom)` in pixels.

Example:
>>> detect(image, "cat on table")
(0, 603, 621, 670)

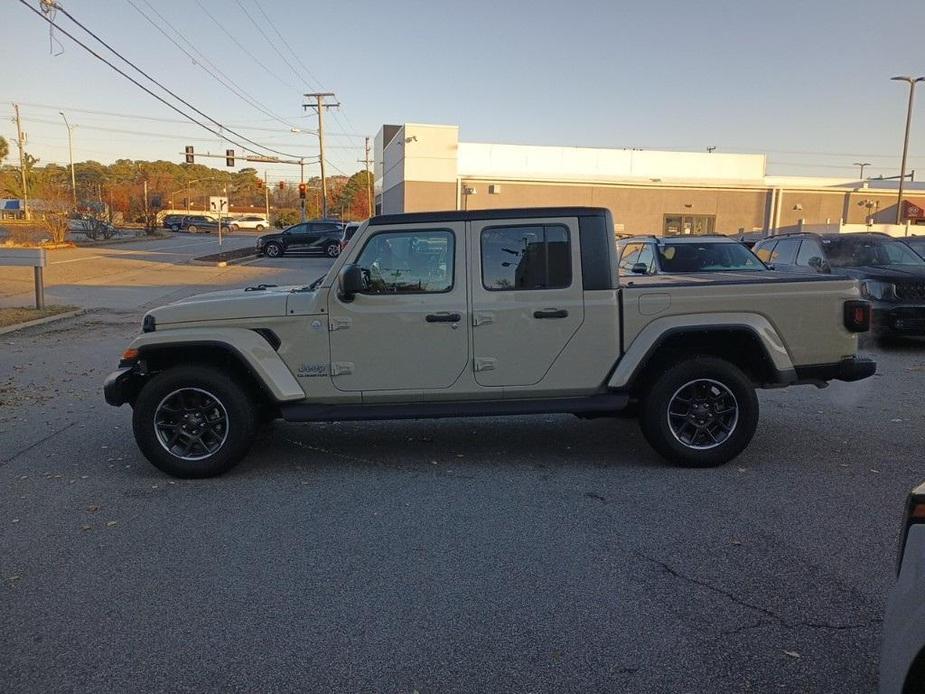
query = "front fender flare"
(128, 327, 305, 402)
(608, 313, 795, 389)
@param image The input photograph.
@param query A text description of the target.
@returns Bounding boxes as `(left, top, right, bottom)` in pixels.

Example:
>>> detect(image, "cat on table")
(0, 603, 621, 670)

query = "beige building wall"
(459, 180, 770, 235)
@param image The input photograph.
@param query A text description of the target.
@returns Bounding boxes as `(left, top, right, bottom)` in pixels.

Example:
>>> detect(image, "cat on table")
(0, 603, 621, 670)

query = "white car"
(881, 481, 925, 693)
(228, 215, 269, 231)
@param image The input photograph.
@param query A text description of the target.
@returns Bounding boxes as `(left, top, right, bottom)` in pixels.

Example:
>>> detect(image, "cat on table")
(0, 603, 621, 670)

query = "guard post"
(0, 248, 48, 308)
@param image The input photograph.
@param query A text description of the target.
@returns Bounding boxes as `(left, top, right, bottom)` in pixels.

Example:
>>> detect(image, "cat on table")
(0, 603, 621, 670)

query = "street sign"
(209, 196, 229, 213)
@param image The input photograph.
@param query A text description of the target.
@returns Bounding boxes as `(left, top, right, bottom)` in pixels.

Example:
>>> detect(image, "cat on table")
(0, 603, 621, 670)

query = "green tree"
(0, 136, 8, 165)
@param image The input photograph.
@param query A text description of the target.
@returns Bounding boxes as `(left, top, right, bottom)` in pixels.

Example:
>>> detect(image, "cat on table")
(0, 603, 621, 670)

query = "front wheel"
(255, 224, 265, 231)
(170, 224, 180, 232)
(229, 224, 239, 232)
(324, 241, 341, 258)
(188, 225, 198, 233)
(639, 357, 758, 468)
(132, 365, 258, 478)
(264, 242, 283, 258)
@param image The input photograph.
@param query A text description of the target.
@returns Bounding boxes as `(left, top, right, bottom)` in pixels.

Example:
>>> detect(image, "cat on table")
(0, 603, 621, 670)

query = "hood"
(836, 266, 925, 281)
(147, 285, 300, 326)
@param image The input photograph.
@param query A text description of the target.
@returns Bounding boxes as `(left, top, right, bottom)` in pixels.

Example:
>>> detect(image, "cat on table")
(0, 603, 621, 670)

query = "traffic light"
(298, 183, 306, 199)
(225, 149, 235, 167)
(184, 146, 194, 164)
(278, 181, 285, 191)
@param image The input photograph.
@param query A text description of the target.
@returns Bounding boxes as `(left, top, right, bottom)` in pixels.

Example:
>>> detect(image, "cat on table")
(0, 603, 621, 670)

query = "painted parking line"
(50, 254, 104, 265)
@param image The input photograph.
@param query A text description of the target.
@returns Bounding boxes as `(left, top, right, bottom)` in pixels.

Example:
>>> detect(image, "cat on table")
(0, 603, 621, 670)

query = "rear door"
(469, 217, 584, 387)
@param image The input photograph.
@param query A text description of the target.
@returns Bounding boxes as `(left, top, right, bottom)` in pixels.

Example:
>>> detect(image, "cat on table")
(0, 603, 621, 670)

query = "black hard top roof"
(370, 207, 610, 225)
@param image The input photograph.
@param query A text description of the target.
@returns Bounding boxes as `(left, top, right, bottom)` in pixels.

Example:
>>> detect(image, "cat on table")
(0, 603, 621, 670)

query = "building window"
(481, 224, 571, 290)
(663, 214, 716, 236)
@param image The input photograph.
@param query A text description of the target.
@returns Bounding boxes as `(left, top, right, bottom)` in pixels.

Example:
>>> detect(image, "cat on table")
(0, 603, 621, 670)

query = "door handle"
(533, 308, 568, 319)
(425, 312, 461, 323)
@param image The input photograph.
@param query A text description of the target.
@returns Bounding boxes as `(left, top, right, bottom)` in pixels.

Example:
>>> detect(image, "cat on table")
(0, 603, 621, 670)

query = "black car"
(180, 215, 231, 234)
(753, 232, 925, 337)
(256, 220, 344, 258)
(162, 214, 185, 231)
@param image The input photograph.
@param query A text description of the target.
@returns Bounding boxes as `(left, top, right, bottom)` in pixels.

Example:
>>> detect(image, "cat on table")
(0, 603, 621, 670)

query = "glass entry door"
(664, 214, 716, 236)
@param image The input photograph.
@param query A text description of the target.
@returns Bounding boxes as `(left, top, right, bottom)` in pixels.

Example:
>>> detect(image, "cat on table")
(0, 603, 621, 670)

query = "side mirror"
(338, 264, 367, 301)
(631, 262, 649, 275)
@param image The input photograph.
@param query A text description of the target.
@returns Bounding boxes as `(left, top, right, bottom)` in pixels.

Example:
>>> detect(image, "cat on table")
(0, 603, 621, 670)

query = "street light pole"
(891, 76, 925, 223)
(853, 161, 870, 180)
(59, 112, 77, 210)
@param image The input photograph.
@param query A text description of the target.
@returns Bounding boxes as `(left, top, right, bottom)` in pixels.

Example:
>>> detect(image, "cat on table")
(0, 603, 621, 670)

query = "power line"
(233, 0, 307, 89)
(192, 0, 297, 92)
(44, 0, 303, 160)
(125, 0, 300, 131)
(251, 0, 326, 90)
(14, 0, 274, 160)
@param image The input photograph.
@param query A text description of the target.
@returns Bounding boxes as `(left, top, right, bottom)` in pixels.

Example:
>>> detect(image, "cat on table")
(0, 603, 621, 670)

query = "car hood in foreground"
(146, 285, 304, 326)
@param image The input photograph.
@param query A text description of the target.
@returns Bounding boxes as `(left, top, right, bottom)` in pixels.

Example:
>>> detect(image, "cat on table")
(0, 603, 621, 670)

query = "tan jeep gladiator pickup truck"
(103, 207, 875, 478)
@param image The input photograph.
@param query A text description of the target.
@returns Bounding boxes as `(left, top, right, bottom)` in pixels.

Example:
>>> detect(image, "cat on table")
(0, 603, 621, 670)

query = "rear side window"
(796, 238, 825, 267)
(769, 238, 799, 265)
(481, 224, 571, 290)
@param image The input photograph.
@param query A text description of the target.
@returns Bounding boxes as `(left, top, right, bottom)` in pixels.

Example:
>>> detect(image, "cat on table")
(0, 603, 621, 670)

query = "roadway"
(1, 286, 923, 691)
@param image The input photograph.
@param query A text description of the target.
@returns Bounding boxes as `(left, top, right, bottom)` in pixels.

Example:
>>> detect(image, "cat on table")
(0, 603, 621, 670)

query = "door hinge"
(473, 312, 494, 327)
(473, 357, 496, 372)
(329, 317, 352, 331)
(331, 361, 354, 376)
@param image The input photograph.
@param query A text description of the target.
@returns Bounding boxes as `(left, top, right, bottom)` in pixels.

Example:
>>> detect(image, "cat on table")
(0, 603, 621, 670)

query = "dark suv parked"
(256, 220, 345, 258)
(180, 215, 231, 234)
(162, 214, 185, 231)
(753, 232, 925, 337)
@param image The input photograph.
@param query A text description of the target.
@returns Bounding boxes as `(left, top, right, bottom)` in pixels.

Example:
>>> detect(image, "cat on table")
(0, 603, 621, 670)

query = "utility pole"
(357, 136, 373, 218)
(299, 158, 305, 222)
(143, 179, 149, 232)
(12, 104, 30, 220)
(264, 170, 270, 221)
(59, 112, 77, 209)
(891, 76, 925, 223)
(853, 161, 871, 180)
(302, 92, 339, 219)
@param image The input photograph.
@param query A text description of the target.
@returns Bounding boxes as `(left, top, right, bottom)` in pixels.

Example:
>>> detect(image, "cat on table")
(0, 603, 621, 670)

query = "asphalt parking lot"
(1, 267, 923, 693)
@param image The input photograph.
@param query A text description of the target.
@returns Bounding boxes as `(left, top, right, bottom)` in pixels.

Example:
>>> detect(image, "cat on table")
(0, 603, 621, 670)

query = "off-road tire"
(639, 357, 758, 468)
(265, 242, 283, 257)
(324, 241, 341, 258)
(132, 365, 258, 478)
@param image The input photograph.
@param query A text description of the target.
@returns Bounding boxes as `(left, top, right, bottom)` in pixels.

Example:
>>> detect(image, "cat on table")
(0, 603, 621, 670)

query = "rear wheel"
(188, 225, 198, 233)
(639, 357, 758, 468)
(265, 242, 283, 257)
(170, 224, 180, 232)
(255, 224, 265, 231)
(132, 366, 258, 478)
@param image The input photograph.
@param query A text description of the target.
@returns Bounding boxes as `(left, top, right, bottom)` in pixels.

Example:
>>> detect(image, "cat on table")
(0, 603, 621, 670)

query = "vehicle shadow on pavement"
(236, 415, 664, 477)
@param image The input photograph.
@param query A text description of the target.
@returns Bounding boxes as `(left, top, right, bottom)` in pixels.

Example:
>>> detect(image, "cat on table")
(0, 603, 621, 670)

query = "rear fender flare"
(609, 313, 795, 389)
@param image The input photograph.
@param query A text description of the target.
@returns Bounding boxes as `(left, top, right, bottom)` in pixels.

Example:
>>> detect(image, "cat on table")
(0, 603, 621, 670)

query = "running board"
(279, 393, 630, 423)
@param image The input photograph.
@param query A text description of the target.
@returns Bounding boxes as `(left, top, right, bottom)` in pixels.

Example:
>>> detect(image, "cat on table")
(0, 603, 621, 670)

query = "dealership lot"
(1, 252, 923, 692)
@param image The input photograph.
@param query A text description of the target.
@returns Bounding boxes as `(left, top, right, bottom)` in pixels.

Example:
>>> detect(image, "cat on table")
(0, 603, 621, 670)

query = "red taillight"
(843, 300, 870, 333)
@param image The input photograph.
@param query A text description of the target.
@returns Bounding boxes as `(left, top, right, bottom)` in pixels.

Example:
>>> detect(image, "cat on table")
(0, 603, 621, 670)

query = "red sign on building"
(902, 199, 925, 220)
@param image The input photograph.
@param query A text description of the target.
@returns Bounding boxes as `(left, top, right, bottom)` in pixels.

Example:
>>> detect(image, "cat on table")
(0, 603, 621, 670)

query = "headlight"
(860, 279, 897, 301)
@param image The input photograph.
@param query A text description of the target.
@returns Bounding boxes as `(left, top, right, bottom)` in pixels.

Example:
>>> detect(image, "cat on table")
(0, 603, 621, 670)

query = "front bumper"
(794, 356, 877, 384)
(103, 366, 138, 406)
(873, 305, 925, 336)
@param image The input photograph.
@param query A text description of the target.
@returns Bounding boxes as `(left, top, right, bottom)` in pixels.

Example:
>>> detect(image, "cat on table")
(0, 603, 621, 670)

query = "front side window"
(769, 238, 799, 265)
(481, 224, 571, 290)
(754, 241, 776, 263)
(796, 238, 826, 267)
(356, 229, 454, 294)
(618, 243, 656, 275)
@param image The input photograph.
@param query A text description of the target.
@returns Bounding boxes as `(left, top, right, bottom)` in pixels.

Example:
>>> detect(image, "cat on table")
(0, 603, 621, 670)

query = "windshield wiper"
(306, 275, 326, 290)
(244, 283, 278, 292)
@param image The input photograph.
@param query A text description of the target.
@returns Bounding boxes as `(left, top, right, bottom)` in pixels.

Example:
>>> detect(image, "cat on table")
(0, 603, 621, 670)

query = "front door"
(327, 223, 469, 392)
(469, 218, 585, 387)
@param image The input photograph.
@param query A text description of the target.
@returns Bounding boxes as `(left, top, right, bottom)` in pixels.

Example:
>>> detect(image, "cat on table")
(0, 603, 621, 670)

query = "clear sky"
(2, 0, 924, 183)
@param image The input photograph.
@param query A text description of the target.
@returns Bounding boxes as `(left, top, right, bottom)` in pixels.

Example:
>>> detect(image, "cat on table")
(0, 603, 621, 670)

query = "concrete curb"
(0, 309, 85, 336)
(75, 233, 171, 247)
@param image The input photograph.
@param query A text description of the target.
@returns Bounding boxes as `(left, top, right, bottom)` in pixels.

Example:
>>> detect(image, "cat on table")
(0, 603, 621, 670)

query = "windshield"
(657, 242, 766, 273)
(823, 237, 925, 267)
